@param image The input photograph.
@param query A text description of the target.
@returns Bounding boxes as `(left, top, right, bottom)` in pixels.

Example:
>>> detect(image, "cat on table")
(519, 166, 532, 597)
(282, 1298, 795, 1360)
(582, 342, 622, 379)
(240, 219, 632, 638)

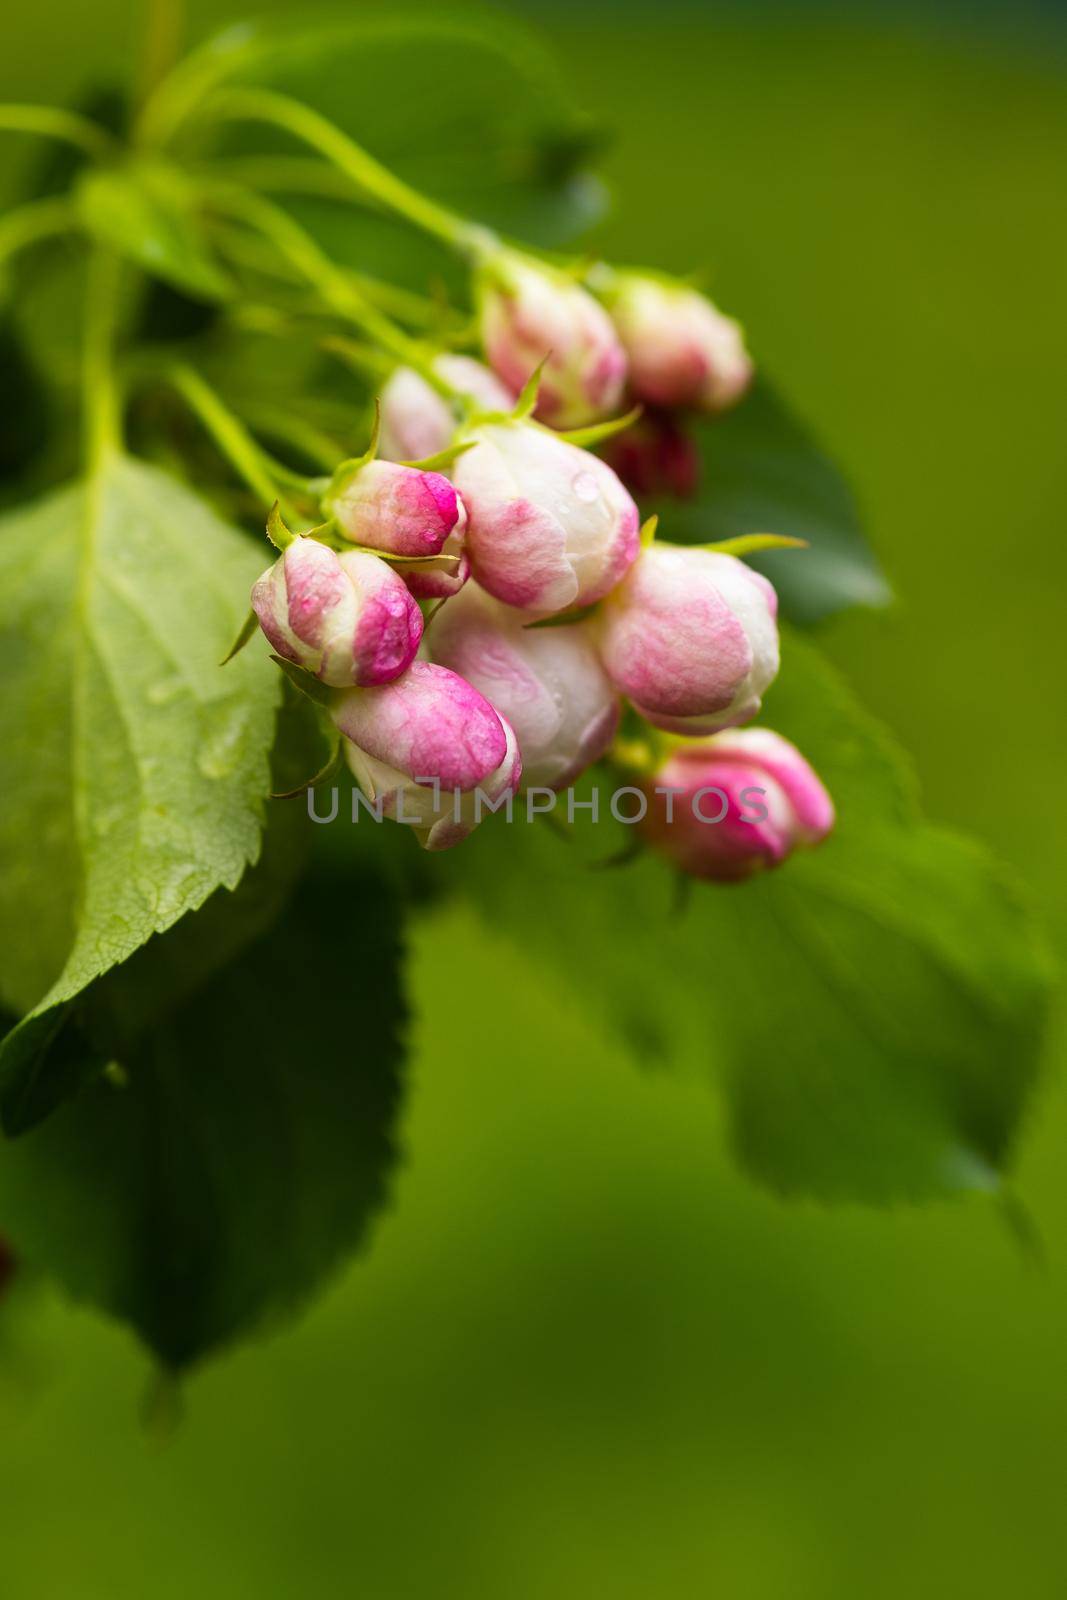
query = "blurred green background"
(2, 2, 1066, 1595)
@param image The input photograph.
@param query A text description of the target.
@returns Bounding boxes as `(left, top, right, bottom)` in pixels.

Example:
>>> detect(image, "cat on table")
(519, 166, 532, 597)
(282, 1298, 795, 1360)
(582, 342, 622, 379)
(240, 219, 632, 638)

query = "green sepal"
(699, 533, 809, 558)
(220, 607, 259, 665)
(323, 402, 381, 505)
(342, 545, 462, 572)
(271, 722, 343, 799)
(266, 501, 298, 551)
(362, 398, 382, 465)
(269, 655, 337, 708)
(555, 405, 643, 449)
(398, 439, 476, 473)
(524, 602, 600, 631)
(513, 355, 551, 421)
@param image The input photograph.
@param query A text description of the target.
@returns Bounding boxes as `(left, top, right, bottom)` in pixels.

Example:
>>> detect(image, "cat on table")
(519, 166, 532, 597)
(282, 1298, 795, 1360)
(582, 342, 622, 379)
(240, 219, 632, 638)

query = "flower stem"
(204, 184, 461, 400)
(83, 249, 122, 473)
(199, 88, 493, 261)
(146, 362, 308, 520)
(0, 103, 117, 161)
(0, 196, 77, 274)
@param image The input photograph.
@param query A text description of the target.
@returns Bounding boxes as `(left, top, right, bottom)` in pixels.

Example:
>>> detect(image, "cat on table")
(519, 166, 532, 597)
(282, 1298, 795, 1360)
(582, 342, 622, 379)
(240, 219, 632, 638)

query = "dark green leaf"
(445, 632, 1050, 1203)
(0, 857, 406, 1370)
(0, 456, 279, 1131)
(647, 378, 892, 624)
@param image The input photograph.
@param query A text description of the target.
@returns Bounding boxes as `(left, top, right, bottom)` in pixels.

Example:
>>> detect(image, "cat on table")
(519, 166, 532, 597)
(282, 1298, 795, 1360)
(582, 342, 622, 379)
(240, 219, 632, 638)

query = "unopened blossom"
(479, 253, 627, 428)
(609, 276, 753, 412)
(325, 458, 464, 558)
(597, 543, 779, 734)
(430, 582, 619, 790)
(640, 728, 834, 881)
(251, 538, 422, 687)
(379, 356, 513, 462)
(332, 660, 521, 850)
(453, 420, 640, 615)
(403, 498, 470, 601)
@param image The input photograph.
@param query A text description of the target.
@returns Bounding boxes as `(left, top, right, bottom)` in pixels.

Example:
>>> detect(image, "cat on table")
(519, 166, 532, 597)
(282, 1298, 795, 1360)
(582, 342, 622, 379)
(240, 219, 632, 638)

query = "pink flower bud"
(251, 538, 422, 687)
(326, 458, 464, 557)
(480, 255, 627, 428)
(430, 582, 620, 790)
(402, 498, 470, 602)
(640, 729, 834, 881)
(379, 357, 514, 463)
(610, 277, 753, 413)
(597, 544, 779, 734)
(453, 421, 640, 614)
(332, 660, 522, 850)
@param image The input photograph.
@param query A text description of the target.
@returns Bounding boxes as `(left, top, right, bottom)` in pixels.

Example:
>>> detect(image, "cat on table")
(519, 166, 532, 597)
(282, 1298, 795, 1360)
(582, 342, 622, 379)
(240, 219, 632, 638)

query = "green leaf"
(445, 632, 1051, 1204)
(75, 160, 235, 302)
(645, 378, 892, 625)
(0, 857, 406, 1370)
(0, 456, 279, 1132)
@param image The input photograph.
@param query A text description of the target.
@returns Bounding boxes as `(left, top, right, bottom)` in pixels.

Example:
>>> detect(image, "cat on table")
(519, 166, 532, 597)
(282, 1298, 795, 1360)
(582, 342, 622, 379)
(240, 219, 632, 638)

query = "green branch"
(0, 103, 117, 161)
(0, 196, 78, 275)
(204, 184, 461, 400)
(198, 87, 491, 260)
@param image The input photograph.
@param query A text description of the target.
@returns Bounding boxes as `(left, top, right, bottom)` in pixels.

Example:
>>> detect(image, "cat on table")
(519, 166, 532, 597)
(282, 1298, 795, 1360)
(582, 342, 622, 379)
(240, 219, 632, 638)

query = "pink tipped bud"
(331, 660, 522, 850)
(597, 543, 778, 734)
(251, 539, 422, 687)
(326, 458, 463, 558)
(379, 356, 514, 463)
(453, 420, 640, 615)
(479, 254, 627, 428)
(430, 582, 619, 791)
(610, 277, 753, 413)
(640, 729, 834, 881)
(402, 497, 470, 602)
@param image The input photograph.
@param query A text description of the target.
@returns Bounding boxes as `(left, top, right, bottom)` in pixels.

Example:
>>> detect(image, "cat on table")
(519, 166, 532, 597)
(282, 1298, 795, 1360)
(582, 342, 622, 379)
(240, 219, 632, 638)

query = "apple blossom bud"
(403, 498, 470, 601)
(479, 254, 626, 428)
(332, 660, 522, 850)
(379, 356, 514, 462)
(251, 538, 422, 687)
(326, 458, 464, 558)
(453, 421, 640, 615)
(430, 582, 619, 790)
(610, 277, 753, 413)
(640, 729, 834, 881)
(597, 543, 779, 734)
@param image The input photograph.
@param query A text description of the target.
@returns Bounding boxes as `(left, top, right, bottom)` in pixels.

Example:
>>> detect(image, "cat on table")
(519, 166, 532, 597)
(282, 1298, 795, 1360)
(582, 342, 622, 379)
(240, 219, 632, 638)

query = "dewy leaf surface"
(446, 631, 1050, 1203)
(0, 456, 278, 1131)
(0, 859, 406, 1370)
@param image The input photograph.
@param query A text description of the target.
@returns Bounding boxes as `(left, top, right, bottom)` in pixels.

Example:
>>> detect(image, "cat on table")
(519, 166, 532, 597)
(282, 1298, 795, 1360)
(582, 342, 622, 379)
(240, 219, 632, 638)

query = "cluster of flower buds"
(247, 250, 832, 878)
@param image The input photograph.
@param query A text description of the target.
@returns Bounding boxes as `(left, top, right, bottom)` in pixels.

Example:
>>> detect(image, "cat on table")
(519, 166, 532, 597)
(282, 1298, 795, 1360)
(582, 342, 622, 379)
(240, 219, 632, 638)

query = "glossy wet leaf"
(0, 456, 278, 1131)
